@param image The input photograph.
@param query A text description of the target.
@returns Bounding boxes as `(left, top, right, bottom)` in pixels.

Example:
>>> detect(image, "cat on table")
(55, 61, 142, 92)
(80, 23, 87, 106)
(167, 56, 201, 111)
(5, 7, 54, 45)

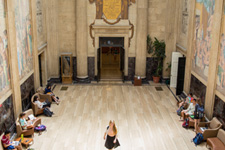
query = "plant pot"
(152, 76, 160, 83)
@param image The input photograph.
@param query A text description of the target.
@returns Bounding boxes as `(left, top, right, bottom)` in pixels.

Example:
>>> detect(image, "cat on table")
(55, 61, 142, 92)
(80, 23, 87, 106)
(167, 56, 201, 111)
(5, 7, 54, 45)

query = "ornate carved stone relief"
(36, 0, 43, 34)
(181, 0, 188, 34)
(89, 0, 135, 20)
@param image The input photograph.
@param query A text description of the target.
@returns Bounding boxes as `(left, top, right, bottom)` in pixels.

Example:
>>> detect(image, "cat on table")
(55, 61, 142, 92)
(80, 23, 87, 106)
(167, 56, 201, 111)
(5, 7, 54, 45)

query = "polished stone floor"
(30, 84, 208, 150)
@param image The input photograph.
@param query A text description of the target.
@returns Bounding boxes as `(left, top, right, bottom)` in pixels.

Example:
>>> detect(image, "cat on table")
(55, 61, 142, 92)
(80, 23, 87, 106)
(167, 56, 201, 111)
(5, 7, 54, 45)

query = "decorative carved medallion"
(89, 0, 135, 19)
(103, 0, 121, 20)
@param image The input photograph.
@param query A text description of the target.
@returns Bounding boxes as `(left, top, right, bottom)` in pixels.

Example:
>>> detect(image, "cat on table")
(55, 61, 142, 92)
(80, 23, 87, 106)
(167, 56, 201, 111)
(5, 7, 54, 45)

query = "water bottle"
(21, 134, 24, 141)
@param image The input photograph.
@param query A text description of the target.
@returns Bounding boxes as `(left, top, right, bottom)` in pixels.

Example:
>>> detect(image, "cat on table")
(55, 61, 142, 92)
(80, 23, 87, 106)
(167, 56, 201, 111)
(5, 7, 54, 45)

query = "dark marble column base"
(74, 77, 91, 83)
(48, 77, 62, 85)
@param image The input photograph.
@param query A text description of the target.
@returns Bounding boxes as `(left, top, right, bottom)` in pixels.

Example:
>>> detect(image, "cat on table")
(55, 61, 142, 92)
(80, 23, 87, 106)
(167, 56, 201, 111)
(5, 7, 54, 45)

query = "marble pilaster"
(135, 0, 148, 78)
(76, 0, 88, 79)
(205, 0, 224, 119)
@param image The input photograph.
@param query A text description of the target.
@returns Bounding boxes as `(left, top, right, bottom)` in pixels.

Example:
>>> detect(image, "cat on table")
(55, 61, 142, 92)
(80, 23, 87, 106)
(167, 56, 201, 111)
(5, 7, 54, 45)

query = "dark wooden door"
(38, 55, 42, 86)
(97, 48, 101, 82)
(120, 47, 125, 82)
(176, 57, 186, 95)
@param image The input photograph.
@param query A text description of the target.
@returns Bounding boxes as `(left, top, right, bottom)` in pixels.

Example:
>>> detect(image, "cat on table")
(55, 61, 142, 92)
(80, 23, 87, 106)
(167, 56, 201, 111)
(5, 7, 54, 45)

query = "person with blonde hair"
(104, 120, 120, 150)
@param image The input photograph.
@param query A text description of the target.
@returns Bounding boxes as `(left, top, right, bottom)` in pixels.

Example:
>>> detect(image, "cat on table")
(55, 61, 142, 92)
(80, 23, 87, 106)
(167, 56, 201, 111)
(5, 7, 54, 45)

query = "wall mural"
(192, 0, 215, 81)
(217, 4, 225, 95)
(15, 0, 33, 79)
(0, 0, 10, 95)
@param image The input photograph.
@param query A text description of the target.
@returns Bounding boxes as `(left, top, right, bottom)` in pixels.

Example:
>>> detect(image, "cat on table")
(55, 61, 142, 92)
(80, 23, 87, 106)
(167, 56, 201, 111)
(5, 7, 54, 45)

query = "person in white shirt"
(33, 96, 51, 109)
(180, 99, 196, 121)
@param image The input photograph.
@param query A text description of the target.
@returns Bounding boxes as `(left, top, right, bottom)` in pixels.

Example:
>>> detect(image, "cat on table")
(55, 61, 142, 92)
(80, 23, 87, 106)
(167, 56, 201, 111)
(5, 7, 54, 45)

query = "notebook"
(28, 114, 35, 120)
(200, 127, 208, 132)
(12, 139, 22, 146)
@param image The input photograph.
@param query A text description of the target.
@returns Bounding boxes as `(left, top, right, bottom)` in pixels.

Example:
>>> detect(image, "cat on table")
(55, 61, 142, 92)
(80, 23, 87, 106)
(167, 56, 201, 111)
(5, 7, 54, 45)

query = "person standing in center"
(104, 120, 120, 150)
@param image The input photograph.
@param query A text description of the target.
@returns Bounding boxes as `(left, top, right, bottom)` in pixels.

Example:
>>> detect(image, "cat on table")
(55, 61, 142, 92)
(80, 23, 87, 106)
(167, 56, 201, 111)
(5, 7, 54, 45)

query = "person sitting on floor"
(19, 113, 34, 130)
(33, 96, 54, 115)
(178, 92, 193, 109)
(180, 98, 196, 121)
(44, 84, 60, 105)
(1, 130, 22, 150)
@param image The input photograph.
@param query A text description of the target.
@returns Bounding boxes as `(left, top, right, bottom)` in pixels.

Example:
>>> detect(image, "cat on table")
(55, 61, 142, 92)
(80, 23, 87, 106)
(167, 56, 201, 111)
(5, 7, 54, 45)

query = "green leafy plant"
(148, 37, 166, 77)
(147, 35, 153, 54)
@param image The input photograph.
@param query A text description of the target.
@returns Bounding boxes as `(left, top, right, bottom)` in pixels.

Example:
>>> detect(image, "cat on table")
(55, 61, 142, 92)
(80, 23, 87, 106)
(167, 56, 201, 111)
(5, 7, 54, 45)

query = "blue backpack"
(193, 133, 203, 146)
(197, 105, 204, 113)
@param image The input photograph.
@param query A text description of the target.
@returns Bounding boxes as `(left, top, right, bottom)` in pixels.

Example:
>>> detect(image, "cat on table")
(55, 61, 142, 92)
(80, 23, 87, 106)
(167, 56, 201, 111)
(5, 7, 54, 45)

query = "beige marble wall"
(128, 2, 137, 57)
(58, 0, 76, 56)
(87, 1, 96, 57)
(163, 0, 178, 78)
(46, 0, 59, 77)
(147, 0, 167, 57)
(135, 0, 148, 78)
(176, 0, 189, 50)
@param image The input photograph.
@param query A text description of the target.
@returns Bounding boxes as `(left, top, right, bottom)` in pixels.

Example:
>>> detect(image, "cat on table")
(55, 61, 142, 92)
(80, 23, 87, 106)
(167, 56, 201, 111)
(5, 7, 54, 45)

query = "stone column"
(183, 0, 196, 93)
(135, 0, 148, 78)
(6, 0, 22, 118)
(163, 0, 177, 78)
(76, 0, 88, 80)
(30, 0, 40, 90)
(204, 0, 223, 119)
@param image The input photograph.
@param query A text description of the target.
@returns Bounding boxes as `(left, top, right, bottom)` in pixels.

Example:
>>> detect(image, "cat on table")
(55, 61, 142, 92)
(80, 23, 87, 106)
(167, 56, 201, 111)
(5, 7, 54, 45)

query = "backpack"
(192, 133, 203, 146)
(34, 125, 46, 131)
(43, 108, 52, 117)
(182, 118, 189, 128)
(177, 106, 184, 116)
(197, 105, 204, 113)
(197, 105, 204, 119)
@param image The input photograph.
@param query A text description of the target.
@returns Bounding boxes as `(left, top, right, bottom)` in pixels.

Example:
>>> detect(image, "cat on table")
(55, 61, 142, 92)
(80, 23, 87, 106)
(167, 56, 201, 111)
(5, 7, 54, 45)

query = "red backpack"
(182, 118, 189, 128)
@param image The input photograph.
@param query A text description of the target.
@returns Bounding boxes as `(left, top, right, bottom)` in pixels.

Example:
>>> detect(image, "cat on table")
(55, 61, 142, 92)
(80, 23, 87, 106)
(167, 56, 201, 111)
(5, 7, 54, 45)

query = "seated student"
(19, 113, 34, 130)
(33, 95, 51, 108)
(178, 92, 193, 109)
(33, 96, 54, 115)
(180, 99, 196, 121)
(1, 130, 22, 150)
(44, 84, 60, 105)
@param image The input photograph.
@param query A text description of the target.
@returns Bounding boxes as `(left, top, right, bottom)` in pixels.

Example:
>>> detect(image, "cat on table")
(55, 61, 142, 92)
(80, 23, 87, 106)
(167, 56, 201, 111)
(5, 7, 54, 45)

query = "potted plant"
(147, 36, 166, 83)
